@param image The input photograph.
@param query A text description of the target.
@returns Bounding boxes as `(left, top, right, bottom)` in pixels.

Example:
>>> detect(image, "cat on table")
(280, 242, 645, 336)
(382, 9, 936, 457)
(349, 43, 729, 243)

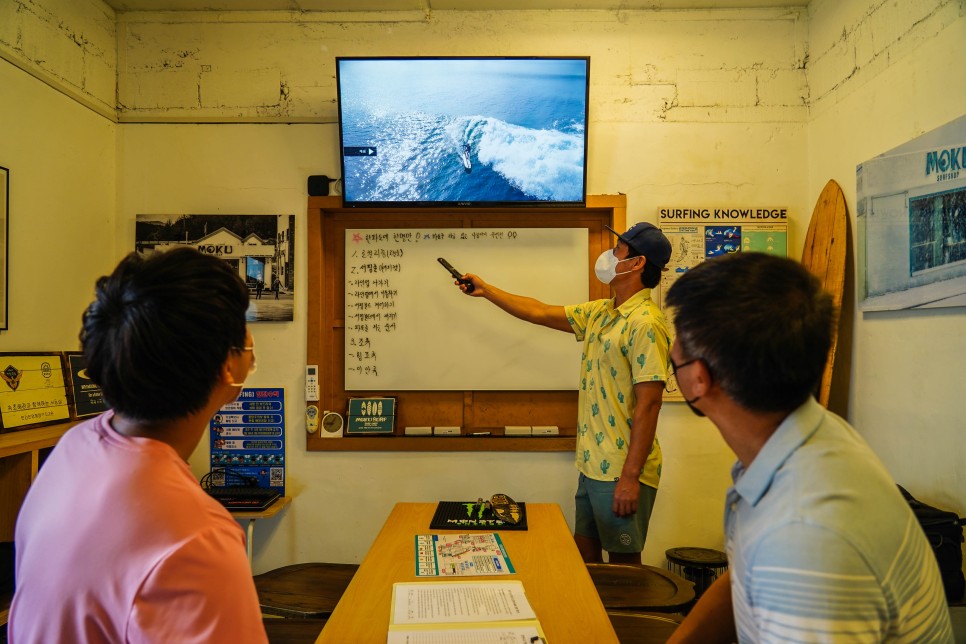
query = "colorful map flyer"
(415, 533, 515, 577)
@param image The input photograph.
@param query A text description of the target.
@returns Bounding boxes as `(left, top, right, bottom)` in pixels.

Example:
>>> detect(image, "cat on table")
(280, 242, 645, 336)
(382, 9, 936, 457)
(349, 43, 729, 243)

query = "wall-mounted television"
(336, 56, 590, 208)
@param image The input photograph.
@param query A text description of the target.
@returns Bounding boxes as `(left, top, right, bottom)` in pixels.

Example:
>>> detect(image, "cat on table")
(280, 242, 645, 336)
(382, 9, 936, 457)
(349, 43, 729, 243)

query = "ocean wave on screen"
(364, 111, 445, 201)
(447, 116, 585, 201)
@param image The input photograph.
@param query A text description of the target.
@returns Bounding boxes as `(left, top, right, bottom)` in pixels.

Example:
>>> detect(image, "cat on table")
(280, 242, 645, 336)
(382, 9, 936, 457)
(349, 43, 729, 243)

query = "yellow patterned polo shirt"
(565, 288, 670, 489)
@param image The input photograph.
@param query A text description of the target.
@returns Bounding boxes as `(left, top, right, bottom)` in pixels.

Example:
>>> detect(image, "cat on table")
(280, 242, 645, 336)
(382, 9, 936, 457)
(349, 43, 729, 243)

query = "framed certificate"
(0, 352, 71, 432)
(0, 165, 7, 331)
(65, 352, 109, 419)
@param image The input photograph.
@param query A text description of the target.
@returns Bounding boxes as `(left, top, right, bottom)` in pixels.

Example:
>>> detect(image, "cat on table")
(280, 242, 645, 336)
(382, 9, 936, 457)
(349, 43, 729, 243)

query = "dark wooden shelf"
(312, 435, 575, 452)
(1, 421, 75, 626)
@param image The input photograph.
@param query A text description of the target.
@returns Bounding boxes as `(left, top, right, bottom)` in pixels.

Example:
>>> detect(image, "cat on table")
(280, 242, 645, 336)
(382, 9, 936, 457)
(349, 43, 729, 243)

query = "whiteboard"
(345, 228, 589, 391)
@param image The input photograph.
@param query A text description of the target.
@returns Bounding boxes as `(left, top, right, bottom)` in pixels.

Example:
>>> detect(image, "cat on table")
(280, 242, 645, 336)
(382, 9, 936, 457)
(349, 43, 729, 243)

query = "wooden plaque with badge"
(0, 352, 71, 432)
(65, 352, 109, 419)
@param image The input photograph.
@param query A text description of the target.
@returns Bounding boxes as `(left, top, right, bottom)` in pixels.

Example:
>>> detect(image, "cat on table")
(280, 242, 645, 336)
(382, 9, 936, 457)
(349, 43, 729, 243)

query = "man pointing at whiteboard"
(456, 222, 672, 564)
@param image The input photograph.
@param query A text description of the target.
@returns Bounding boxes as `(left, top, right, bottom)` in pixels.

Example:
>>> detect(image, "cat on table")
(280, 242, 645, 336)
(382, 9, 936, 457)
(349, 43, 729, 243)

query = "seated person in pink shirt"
(10, 247, 268, 643)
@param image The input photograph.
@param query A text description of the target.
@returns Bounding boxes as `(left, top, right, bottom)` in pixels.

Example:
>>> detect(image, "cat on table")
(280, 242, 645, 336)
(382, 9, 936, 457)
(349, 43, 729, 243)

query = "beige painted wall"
(805, 0, 966, 515)
(111, 7, 809, 571)
(115, 122, 746, 571)
(2, 0, 963, 577)
(0, 61, 116, 349)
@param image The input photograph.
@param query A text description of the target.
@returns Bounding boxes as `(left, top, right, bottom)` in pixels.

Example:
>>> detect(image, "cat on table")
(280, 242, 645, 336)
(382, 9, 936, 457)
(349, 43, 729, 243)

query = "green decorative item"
(346, 397, 396, 434)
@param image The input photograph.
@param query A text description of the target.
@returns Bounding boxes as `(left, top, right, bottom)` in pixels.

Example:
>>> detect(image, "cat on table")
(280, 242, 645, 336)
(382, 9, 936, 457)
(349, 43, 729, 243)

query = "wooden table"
(317, 502, 618, 643)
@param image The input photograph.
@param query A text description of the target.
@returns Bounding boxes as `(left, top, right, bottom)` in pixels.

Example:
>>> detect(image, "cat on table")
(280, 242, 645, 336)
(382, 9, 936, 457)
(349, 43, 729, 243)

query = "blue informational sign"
(209, 387, 285, 495)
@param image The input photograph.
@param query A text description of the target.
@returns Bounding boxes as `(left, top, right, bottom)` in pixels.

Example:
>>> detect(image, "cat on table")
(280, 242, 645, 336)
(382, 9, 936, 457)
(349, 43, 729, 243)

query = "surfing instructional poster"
(658, 208, 788, 400)
(337, 58, 589, 206)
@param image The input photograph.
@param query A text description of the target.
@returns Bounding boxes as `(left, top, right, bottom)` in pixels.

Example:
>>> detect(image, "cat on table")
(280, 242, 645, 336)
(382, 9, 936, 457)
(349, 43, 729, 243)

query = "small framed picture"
(0, 352, 71, 432)
(65, 352, 109, 419)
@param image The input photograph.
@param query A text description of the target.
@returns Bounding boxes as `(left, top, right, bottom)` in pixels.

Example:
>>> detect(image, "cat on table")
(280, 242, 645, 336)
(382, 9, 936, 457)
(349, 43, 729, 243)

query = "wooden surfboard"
(801, 179, 850, 409)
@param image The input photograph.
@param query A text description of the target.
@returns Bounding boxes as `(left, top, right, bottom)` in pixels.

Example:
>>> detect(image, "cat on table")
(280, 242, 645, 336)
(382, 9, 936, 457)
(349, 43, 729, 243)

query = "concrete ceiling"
(103, 0, 809, 12)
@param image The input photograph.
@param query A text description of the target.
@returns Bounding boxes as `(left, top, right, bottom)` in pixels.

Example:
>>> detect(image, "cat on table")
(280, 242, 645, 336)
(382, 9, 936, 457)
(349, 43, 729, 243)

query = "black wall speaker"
(307, 175, 331, 196)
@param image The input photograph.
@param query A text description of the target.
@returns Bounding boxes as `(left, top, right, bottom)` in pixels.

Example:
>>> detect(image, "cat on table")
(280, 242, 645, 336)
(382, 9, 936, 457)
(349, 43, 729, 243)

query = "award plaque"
(65, 352, 109, 419)
(0, 352, 71, 432)
(346, 397, 396, 435)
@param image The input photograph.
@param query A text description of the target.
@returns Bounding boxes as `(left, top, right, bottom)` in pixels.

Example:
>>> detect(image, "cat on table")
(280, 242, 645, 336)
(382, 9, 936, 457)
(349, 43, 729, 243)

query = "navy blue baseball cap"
(605, 222, 672, 270)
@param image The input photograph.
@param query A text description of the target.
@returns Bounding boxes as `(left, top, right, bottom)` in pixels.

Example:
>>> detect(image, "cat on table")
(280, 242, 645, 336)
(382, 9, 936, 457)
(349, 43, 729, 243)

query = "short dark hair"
(665, 253, 835, 412)
(80, 247, 250, 422)
(624, 246, 663, 289)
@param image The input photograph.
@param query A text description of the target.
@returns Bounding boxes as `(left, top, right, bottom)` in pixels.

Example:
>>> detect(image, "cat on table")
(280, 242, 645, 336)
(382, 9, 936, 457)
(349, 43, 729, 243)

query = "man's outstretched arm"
(458, 273, 574, 333)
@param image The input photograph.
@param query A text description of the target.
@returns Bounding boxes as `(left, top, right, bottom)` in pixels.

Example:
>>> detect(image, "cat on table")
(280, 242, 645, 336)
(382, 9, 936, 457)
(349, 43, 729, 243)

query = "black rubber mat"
(430, 500, 528, 531)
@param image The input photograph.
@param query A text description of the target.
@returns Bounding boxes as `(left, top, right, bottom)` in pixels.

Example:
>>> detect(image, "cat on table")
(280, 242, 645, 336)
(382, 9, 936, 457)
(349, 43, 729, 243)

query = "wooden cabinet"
(0, 422, 72, 626)
(306, 195, 626, 452)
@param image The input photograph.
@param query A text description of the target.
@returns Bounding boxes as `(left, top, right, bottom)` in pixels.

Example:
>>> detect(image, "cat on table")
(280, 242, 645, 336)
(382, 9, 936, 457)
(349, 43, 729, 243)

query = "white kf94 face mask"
(594, 249, 636, 285)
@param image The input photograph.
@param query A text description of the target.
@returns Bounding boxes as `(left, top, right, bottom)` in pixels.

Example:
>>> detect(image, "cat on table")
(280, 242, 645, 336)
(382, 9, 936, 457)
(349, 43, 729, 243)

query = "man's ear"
(691, 360, 713, 396)
(221, 355, 240, 387)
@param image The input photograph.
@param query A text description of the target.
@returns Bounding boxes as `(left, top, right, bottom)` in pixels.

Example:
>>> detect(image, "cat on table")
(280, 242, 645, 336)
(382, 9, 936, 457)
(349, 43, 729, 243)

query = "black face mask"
(670, 355, 707, 417)
(684, 395, 705, 418)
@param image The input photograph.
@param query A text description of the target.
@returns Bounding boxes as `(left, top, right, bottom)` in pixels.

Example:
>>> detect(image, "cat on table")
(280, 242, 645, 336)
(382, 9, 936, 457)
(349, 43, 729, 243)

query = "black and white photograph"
(135, 214, 296, 322)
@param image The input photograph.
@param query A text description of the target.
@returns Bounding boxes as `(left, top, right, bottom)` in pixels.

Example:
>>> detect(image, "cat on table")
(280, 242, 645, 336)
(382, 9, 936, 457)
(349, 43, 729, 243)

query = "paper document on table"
(415, 533, 515, 577)
(391, 580, 536, 624)
(388, 581, 546, 642)
(386, 624, 545, 643)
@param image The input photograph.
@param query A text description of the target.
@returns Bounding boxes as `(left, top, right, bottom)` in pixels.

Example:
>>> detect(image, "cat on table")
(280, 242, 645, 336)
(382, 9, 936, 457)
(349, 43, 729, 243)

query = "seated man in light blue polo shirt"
(664, 253, 952, 643)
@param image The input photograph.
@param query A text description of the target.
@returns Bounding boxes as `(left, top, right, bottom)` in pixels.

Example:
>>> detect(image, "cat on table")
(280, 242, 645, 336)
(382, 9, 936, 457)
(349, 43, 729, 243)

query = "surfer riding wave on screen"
(341, 111, 585, 203)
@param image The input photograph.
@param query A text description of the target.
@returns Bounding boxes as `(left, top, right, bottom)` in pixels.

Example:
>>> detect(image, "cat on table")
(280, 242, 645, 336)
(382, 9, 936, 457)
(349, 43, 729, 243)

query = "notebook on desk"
(206, 486, 281, 511)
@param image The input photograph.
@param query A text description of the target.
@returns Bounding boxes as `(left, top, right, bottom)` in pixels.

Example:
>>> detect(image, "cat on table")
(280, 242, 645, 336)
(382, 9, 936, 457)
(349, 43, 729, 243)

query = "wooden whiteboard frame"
(306, 195, 626, 452)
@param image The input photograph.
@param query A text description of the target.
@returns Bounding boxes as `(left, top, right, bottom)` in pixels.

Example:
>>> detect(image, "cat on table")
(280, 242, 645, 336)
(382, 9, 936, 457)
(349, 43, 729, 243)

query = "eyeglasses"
(233, 345, 257, 375)
(665, 356, 701, 394)
(669, 357, 700, 379)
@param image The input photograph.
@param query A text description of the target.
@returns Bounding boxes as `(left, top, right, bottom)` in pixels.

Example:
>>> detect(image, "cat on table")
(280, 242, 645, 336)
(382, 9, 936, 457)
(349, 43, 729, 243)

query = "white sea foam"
(447, 116, 584, 201)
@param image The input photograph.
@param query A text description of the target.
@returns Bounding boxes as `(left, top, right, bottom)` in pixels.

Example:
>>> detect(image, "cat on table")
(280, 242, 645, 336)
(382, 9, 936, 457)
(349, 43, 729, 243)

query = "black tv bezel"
(335, 55, 590, 209)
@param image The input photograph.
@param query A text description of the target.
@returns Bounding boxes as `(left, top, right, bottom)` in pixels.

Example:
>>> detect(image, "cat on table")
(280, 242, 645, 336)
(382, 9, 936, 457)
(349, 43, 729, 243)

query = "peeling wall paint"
(2, 2, 958, 126)
(807, 0, 961, 113)
(110, 9, 809, 123)
(5, 2, 957, 126)
(0, 0, 116, 116)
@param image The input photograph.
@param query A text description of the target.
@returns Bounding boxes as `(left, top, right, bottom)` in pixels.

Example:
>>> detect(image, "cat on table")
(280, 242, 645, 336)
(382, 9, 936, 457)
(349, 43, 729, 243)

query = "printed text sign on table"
(209, 387, 285, 493)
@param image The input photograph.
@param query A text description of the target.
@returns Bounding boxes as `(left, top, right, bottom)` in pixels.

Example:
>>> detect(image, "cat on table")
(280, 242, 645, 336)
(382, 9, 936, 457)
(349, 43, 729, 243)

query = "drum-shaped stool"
(254, 562, 359, 618)
(607, 611, 682, 644)
(665, 547, 728, 602)
(587, 563, 695, 613)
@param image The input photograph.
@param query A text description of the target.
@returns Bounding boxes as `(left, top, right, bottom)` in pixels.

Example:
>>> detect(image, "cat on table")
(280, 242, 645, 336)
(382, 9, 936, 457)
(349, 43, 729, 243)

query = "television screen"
(336, 57, 590, 208)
